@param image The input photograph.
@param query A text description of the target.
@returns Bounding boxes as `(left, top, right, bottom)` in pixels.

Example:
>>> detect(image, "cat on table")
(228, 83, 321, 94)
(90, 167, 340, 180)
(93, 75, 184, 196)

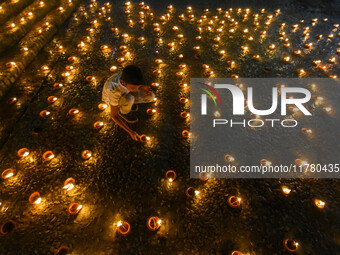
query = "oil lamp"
(47, 96, 58, 103)
(82, 150, 92, 159)
(314, 199, 326, 209)
(77, 41, 85, 49)
(0, 220, 16, 235)
(198, 172, 211, 181)
(231, 251, 243, 255)
(182, 130, 190, 138)
(93, 121, 104, 130)
(179, 96, 189, 103)
(260, 159, 272, 166)
(153, 70, 161, 76)
(165, 170, 176, 182)
(146, 109, 156, 115)
(228, 196, 241, 208)
(29, 192, 42, 204)
(224, 154, 235, 162)
(62, 72, 70, 77)
(68, 202, 82, 215)
(43, 151, 55, 161)
(6, 62, 16, 68)
(1, 169, 14, 179)
(281, 186, 291, 195)
(40, 110, 51, 118)
(283, 56, 291, 62)
(269, 44, 275, 50)
(155, 38, 162, 43)
(110, 66, 117, 72)
(297, 69, 305, 75)
(214, 111, 221, 118)
(295, 159, 307, 166)
(63, 178, 75, 191)
(7, 97, 17, 104)
(301, 128, 312, 135)
(65, 65, 74, 71)
(53, 83, 63, 89)
(214, 37, 220, 42)
(54, 246, 70, 255)
(111, 27, 119, 33)
(305, 43, 312, 48)
(323, 106, 332, 113)
(68, 109, 79, 116)
(180, 111, 189, 118)
(147, 216, 161, 231)
(139, 135, 150, 143)
(227, 61, 235, 67)
(8, 23, 15, 29)
(117, 221, 131, 235)
(186, 187, 199, 198)
(283, 238, 299, 252)
(55, 45, 63, 52)
(98, 103, 108, 110)
(86, 76, 95, 82)
(329, 57, 336, 63)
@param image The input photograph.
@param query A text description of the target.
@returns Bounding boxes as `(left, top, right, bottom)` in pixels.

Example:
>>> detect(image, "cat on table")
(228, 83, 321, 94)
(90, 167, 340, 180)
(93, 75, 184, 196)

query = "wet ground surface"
(0, 0, 340, 254)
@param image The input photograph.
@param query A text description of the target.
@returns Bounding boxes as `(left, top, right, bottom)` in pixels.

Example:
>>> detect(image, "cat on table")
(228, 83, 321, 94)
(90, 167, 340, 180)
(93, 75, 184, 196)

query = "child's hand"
(141, 85, 152, 95)
(129, 131, 140, 141)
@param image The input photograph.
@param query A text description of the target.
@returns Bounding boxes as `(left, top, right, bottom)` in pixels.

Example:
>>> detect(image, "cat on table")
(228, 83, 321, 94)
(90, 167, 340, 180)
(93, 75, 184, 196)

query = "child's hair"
(121, 65, 144, 85)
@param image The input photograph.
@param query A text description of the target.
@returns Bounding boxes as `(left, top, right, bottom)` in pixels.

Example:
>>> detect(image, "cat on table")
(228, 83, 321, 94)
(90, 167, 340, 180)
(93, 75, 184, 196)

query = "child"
(102, 65, 155, 141)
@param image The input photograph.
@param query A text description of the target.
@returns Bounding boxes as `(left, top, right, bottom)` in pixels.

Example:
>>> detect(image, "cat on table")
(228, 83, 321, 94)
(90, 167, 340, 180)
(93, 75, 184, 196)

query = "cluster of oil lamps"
(1, 1, 337, 254)
(4, 0, 79, 72)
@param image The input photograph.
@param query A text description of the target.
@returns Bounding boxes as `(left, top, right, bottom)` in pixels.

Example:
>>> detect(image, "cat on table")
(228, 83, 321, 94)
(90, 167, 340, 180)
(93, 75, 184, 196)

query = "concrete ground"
(0, 0, 339, 254)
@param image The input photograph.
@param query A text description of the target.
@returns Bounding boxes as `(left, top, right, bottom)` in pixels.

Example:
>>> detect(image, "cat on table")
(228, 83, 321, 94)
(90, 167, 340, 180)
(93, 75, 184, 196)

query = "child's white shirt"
(102, 72, 129, 106)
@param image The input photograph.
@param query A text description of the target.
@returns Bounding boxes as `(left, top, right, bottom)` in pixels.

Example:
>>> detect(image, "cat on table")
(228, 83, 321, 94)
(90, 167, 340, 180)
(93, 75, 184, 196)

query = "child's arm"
(111, 105, 140, 141)
(140, 85, 152, 95)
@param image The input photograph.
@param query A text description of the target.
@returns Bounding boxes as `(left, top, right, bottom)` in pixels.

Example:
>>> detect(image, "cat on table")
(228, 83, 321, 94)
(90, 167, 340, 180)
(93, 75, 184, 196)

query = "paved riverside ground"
(0, 0, 339, 254)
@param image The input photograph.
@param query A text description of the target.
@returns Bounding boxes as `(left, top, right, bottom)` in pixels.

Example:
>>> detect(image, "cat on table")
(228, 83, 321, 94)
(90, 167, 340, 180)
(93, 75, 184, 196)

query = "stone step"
(0, 0, 82, 100)
(0, 0, 61, 55)
(0, 0, 35, 26)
